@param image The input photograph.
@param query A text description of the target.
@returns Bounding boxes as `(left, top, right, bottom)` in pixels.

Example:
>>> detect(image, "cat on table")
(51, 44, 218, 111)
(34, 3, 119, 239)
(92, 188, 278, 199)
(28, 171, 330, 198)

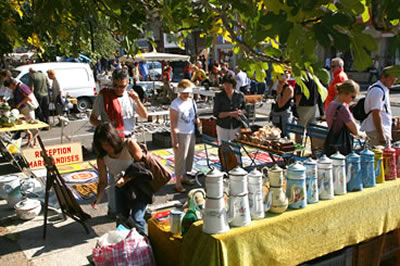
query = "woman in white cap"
(170, 79, 199, 192)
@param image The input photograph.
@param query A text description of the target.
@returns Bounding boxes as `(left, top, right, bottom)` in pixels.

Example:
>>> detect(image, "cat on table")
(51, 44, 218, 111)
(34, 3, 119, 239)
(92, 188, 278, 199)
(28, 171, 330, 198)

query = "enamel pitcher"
(360, 148, 376, 188)
(330, 151, 347, 195)
(383, 146, 397, 181)
(317, 155, 334, 200)
(286, 162, 307, 209)
(199, 168, 230, 234)
(228, 167, 251, 227)
(304, 158, 318, 204)
(264, 165, 294, 214)
(346, 152, 363, 192)
(374, 148, 385, 183)
(247, 168, 265, 220)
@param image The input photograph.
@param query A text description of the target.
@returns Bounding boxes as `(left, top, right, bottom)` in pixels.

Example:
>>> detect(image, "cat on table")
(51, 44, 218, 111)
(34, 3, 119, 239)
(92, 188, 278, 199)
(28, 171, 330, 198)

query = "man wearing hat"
(170, 79, 199, 193)
(361, 66, 398, 146)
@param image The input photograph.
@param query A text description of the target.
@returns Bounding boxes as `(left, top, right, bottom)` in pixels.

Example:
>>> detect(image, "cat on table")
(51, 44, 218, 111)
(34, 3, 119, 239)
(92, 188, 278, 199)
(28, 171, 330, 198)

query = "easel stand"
(38, 136, 91, 239)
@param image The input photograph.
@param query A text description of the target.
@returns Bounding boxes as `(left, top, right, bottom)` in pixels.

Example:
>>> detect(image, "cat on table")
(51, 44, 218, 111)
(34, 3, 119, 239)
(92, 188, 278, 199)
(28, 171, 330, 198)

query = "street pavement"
(1, 85, 400, 265)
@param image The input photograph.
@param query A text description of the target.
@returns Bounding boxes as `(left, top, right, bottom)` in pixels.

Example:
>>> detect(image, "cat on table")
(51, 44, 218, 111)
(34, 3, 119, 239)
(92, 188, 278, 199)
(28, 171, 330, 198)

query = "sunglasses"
(113, 83, 128, 89)
(351, 95, 356, 100)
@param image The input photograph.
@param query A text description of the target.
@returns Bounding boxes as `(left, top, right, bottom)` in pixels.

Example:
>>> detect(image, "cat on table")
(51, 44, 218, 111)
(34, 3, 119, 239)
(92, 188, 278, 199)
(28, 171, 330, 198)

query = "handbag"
(324, 105, 353, 156)
(192, 99, 201, 138)
(126, 140, 172, 192)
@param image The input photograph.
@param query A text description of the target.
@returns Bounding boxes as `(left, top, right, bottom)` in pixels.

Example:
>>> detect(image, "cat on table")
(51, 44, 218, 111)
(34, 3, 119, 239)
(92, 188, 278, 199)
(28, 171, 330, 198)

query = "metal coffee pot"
(264, 165, 294, 214)
(198, 168, 231, 234)
(383, 146, 397, 181)
(374, 148, 385, 183)
(286, 162, 307, 209)
(228, 167, 251, 227)
(360, 148, 376, 188)
(317, 155, 334, 200)
(304, 158, 318, 204)
(330, 151, 347, 195)
(346, 152, 363, 192)
(247, 168, 265, 220)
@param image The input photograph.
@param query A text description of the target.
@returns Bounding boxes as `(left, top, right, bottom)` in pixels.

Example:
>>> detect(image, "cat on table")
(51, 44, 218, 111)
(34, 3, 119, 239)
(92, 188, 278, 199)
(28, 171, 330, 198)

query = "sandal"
(174, 185, 186, 193)
(182, 178, 194, 186)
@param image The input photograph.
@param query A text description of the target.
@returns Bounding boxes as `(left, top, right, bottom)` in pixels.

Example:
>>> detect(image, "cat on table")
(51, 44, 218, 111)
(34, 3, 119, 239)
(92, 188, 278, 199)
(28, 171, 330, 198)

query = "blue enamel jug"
(346, 152, 363, 192)
(360, 148, 376, 188)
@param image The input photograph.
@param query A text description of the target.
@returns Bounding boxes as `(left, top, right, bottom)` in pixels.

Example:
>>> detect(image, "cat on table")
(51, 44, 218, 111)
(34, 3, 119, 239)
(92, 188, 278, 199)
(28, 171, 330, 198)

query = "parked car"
(148, 61, 162, 80)
(12, 62, 97, 112)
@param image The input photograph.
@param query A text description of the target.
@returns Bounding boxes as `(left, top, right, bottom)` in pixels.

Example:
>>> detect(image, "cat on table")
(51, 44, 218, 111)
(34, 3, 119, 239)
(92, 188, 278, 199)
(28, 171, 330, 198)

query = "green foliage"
(0, 0, 398, 75)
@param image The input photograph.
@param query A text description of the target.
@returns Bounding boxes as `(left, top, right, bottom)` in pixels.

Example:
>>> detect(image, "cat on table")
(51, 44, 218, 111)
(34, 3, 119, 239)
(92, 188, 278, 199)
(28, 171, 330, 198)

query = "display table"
(149, 179, 400, 266)
(0, 120, 49, 133)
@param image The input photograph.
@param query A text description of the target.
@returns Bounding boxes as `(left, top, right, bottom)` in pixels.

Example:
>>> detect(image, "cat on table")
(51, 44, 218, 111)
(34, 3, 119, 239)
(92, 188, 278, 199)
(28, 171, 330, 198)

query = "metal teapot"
(263, 165, 295, 214)
(197, 168, 231, 234)
(247, 168, 265, 220)
(317, 155, 334, 200)
(360, 148, 376, 188)
(286, 162, 307, 209)
(330, 151, 347, 195)
(346, 152, 363, 192)
(228, 167, 251, 227)
(304, 158, 318, 204)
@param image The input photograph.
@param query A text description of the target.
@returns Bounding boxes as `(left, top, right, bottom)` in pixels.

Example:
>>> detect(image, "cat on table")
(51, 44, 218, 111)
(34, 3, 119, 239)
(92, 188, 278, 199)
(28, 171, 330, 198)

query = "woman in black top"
(213, 74, 246, 143)
(270, 72, 294, 137)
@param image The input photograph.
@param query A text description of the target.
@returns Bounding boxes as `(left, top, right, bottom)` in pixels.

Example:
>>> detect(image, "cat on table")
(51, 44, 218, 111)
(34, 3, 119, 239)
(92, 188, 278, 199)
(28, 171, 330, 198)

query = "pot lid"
(229, 167, 248, 176)
(287, 161, 305, 171)
(304, 157, 317, 165)
(206, 167, 223, 178)
(346, 152, 360, 160)
(269, 164, 283, 172)
(330, 151, 346, 160)
(14, 198, 40, 211)
(360, 148, 374, 156)
(248, 168, 262, 177)
(318, 154, 332, 164)
(373, 148, 383, 154)
(0, 175, 19, 184)
(383, 146, 395, 152)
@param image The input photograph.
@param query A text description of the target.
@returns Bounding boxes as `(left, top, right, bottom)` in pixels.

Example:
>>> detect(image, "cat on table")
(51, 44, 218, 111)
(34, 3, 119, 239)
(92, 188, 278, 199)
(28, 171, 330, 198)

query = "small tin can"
(170, 210, 184, 236)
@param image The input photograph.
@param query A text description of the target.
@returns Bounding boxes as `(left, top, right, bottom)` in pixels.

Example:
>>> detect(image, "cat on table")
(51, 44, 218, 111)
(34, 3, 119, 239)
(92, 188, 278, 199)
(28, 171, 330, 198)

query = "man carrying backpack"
(360, 66, 398, 146)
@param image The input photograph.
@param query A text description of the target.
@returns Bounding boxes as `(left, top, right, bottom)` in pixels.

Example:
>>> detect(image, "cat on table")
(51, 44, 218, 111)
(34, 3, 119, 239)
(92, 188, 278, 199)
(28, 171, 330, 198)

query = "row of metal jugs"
(200, 145, 398, 235)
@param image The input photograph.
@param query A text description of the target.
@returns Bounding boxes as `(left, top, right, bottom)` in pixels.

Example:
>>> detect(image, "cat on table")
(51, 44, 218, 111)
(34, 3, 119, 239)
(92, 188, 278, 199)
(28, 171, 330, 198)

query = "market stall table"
(0, 120, 49, 171)
(149, 179, 400, 266)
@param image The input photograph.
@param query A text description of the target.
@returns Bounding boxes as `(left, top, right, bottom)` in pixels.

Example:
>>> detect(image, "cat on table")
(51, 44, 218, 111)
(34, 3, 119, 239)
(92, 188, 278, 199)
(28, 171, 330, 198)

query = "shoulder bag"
(192, 99, 201, 138)
(324, 105, 353, 156)
(126, 140, 172, 192)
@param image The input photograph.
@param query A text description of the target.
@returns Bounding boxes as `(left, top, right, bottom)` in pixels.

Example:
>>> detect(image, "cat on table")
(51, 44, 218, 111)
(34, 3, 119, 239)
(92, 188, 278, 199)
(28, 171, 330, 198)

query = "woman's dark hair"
(222, 73, 237, 87)
(93, 122, 124, 158)
(3, 78, 16, 87)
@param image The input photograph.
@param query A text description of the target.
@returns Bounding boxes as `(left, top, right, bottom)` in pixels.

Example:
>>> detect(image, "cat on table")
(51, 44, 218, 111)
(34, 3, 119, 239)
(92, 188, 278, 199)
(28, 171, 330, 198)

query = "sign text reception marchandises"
(22, 142, 83, 169)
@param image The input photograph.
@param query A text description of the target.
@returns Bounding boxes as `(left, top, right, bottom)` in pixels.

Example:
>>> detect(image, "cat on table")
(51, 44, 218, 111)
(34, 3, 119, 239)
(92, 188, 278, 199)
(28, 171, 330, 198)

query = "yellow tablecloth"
(149, 179, 400, 266)
(0, 120, 49, 133)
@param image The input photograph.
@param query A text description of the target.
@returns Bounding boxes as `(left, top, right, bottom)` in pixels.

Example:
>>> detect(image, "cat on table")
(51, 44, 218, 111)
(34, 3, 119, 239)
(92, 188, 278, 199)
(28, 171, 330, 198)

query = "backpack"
(350, 85, 387, 122)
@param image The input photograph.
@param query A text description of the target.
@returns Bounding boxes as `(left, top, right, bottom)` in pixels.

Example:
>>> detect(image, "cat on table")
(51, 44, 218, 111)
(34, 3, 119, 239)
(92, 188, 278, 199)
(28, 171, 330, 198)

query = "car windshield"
(148, 61, 161, 70)
(11, 69, 21, 78)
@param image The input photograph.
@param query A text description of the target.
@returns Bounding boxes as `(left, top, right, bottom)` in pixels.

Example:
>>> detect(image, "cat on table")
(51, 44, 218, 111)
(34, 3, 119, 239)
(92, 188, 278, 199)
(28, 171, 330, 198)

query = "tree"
(2, 0, 399, 81)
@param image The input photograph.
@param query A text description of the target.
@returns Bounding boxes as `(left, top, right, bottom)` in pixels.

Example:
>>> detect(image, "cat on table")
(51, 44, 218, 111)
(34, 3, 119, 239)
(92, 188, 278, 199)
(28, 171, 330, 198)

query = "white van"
(12, 62, 97, 112)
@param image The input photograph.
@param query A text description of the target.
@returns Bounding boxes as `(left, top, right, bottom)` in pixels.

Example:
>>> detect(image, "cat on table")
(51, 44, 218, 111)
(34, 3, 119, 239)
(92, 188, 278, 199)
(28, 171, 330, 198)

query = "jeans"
(34, 94, 49, 123)
(115, 186, 148, 234)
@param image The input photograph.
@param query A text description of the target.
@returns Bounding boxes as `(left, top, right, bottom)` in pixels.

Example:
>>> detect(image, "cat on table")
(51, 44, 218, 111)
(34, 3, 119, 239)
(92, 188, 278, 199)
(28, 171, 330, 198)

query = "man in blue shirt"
(139, 61, 149, 81)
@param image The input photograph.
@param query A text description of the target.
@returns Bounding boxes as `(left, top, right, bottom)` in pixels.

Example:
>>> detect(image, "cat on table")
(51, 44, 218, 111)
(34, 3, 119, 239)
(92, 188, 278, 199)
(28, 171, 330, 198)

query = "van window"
(55, 68, 90, 87)
(20, 73, 30, 85)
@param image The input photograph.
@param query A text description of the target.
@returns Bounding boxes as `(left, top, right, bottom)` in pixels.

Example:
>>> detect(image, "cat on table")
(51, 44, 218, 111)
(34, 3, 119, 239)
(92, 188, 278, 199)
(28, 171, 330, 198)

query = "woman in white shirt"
(170, 79, 199, 192)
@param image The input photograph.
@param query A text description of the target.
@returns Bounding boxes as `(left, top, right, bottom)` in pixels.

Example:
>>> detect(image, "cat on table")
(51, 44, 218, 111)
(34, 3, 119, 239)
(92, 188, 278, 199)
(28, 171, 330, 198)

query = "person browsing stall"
(213, 73, 246, 143)
(360, 66, 398, 146)
(92, 123, 152, 234)
(326, 80, 360, 142)
(4, 78, 38, 147)
(90, 68, 148, 138)
(170, 79, 198, 193)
